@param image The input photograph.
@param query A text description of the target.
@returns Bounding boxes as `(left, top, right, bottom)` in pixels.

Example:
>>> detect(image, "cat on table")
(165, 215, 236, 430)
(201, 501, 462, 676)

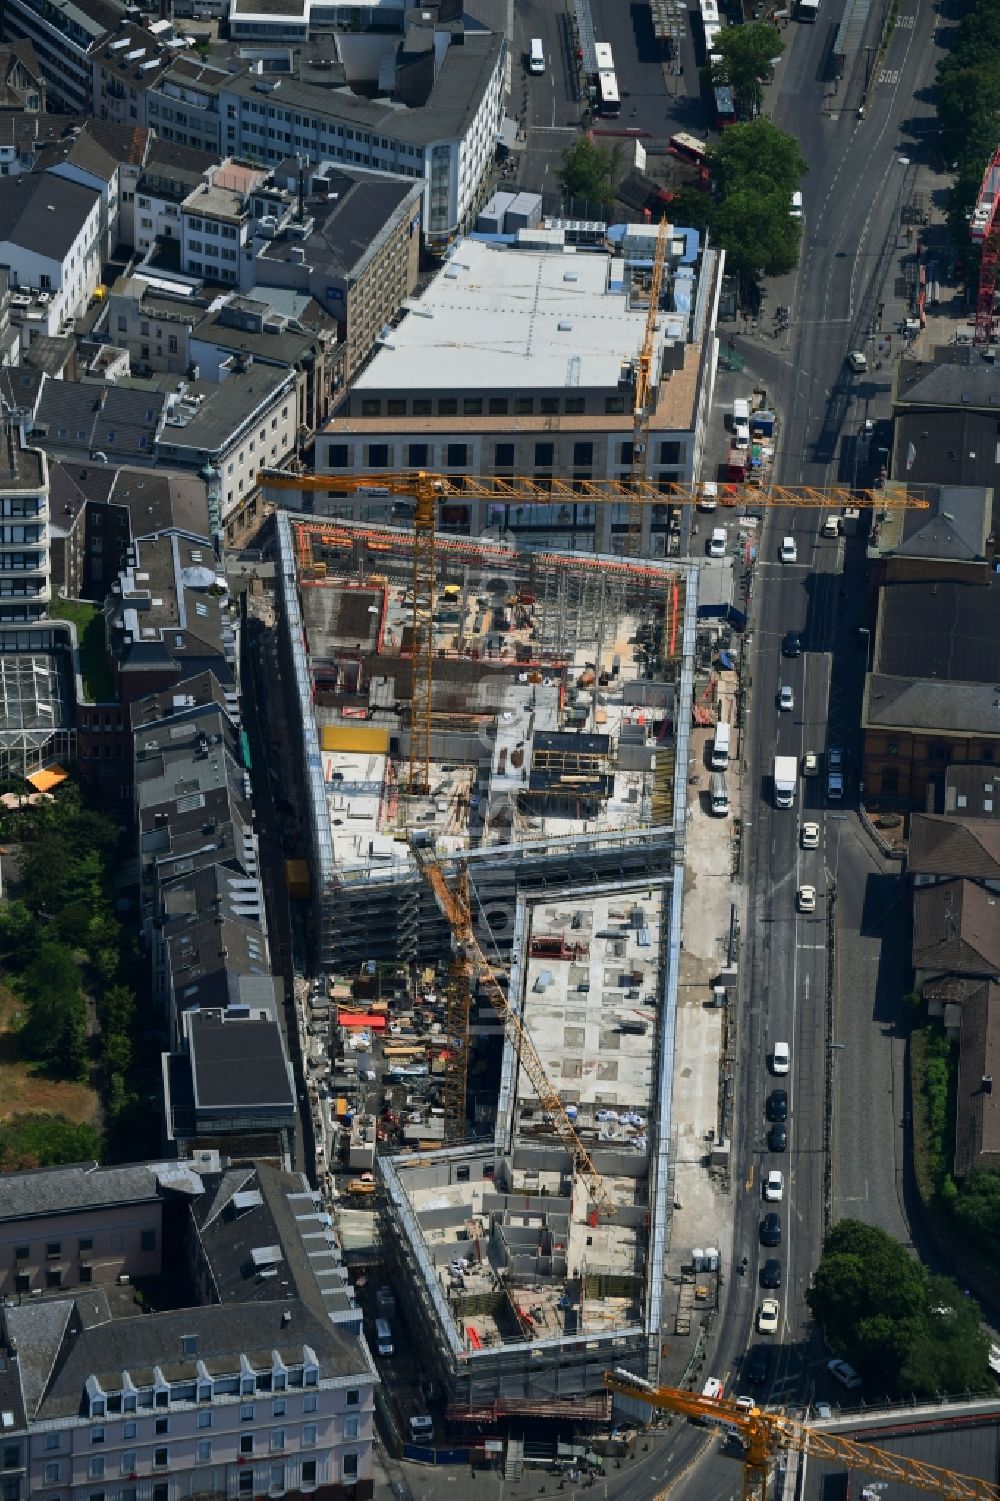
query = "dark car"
(745, 1345, 772, 1386)
(766, 1089, 788, 1122)
(760, 1258, 782, 1289)
(760, 1212, 781, 1246)
(768, 1122, 787, 1153)
(782, 630, 802, 657)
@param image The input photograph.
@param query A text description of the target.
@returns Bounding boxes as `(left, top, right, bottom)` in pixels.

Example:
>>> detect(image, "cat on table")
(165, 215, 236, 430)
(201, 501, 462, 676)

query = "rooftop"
(907, 814, 1000, 882)
(0, 172, 99, 260)
(155, 363, 294, 455)
(258, 164, 419, 280)
(944, 764, 1000, 820)
(955, 981, 1000, 1177)
(874, 579, 1000, 683)
(186, 1009, 294, 1111)
(912, 878, 1000, 977)
(109, 530, 235, 678)
(0, 423, 44, 491)
(349, 236, 680, 397)
(896, 347, 1000, 412)
(868, 482, 992, 562)
(0, 1161, 163, 1222)
(34, 378, 165, 464)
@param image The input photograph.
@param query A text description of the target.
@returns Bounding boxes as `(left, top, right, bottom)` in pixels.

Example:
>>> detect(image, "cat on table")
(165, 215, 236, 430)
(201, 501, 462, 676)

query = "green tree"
(954, 1168, 1000, 1249)
(807, 1221, 991, 1397)
(0, 897, 39, 966)
(559, 137, 620, 211)
(710, 119, 808, 199)
(713, 190, 801, 278)
(709, 22, 784, 116)
(21, 938, 88, 1079)
(0, 1113, 101, 1170)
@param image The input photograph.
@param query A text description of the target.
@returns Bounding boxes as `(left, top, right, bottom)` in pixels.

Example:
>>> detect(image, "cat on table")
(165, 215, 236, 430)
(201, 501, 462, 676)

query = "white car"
(698, 481, 719, 510)
(778, 684, 794, 712)
(707, 526, 727, 558)
(771, 1042, 790, 1074)
(763, 1169, 784, 1202)
(802, 752, 819, 777)
(757, 1299, 780, 1334)
(779, 536, 797, 563)
(801, 821, 820, 849)
(797, 884, 817, 913)
(827, 1358, 862, 1390)
(847, 350, 868, 373)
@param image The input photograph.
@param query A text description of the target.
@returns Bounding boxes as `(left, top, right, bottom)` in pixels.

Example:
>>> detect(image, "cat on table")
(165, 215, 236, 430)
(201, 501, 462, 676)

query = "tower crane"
(261, 466, 930, 795)
(970, 145, 1000, 346)
(604, 1369, 1000, 1501)
(414, 846, 616, 1216)
(627, 217, 671, 553)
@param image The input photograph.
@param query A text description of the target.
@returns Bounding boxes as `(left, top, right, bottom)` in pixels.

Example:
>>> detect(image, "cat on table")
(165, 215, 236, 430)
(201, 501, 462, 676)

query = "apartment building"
(36, 125, 121, 258)
(91, 17, 176, 127)
(127, 136, 218, 255)
(0, 39, 47, 110)
(0, 419, 49, 622)
(0, 0, 124, 113)
(0, 172, 102, 330)
(314, 230, 724, 554)
(257, 159, 421, 379)
(0, 1157, 377, 1501)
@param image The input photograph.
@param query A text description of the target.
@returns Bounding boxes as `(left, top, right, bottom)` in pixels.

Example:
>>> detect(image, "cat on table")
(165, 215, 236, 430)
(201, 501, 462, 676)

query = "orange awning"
(26, 766, 68, 793)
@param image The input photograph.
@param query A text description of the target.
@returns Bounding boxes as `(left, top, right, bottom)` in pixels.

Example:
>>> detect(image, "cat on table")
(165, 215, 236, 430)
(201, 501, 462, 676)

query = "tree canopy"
(558, 137, 620, 212)
(936, 0, 1000, 243)
(690, 120, 807, 282)
(807, 1220, 991, 1397)
(709, 22, 784, 116)
(0, 1114, 101, 1172)
(953, 1168, 1000, 1251)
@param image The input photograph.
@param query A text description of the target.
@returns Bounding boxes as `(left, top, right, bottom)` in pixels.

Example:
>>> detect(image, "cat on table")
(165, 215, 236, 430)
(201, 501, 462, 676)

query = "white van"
(789, 190, 803, 219)
(529, 38, 545, 73)
(698, 480, 718, 511)
(710, 721, 731, 770)
(709, 772, 730, 817)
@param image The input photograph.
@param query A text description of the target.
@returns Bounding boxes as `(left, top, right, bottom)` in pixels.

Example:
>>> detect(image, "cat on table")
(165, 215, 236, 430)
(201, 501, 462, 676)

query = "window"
(153, 1448, 168, 1469)
(407, 443, 428, 467)
(46, 1269, 61, 1288)
(534, 442, 554, 467)
(413, 398, 432, 416)
(658, 440, 681, 465)
(438, 397, 458, 416)
(367, 444, 388, 467)
(446, 443, 467, 467)
(91, 1427, 105, 1445)
(78, 1237, 93, 1253)
(488, 396, 509, 415)
(14, 1246, 28, 1261)
(565, 396, 585, 414)
(88, 1457, 105, 1480)
(270, 1429, 286, 1453)
(344, 1453, 359, 1479)
(515, 396, 533, 415)
(121, 1452, 137, 1476)
(343, 1416, 359, 1439)
(360, 398, 381, 417)
(46, 1242, 61, 1259)
(197, 1410, 212, 1429)
(302, 1459, 317, 1485)
(345, 1388, 360, 1407)
(2, 1448, 18, 1471)
(152, 1488, 168, 1501)
(326, 444, 349, 468)
(304, 1394, 318, 1414)
(154, 1418, 169, 1436)
(540, 396, 559, 415)
(270, 1463, 285, 1493)
(495, 443, 515, 468)
(272, 1399, 286, 1418)
(462, 397, 483, 415)
(302, 1424, 317, 1446)
(44, 1435, 59, 1453)
(619, 441, 634, 465)
(196, 1440, 212, 1462)
(44, 1462, 60, 1484)
(240, 1434, 254, 1456)
(386, 398, 406, 416)
(116, 315, 127, 332)
(239, 1474, 254, 1497)
(605, 396, 625, 414)
(123, 1422, 136, 1440)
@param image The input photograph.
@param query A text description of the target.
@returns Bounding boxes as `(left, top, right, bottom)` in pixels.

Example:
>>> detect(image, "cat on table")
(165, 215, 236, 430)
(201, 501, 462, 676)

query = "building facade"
(0, 420, 49, 621)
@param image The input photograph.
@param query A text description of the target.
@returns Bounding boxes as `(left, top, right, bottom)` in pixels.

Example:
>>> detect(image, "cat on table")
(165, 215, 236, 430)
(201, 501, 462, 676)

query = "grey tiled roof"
(907, 815, 1000, 881)
(0, 173, 100, 260)
(912, 878, 1000, 976)
(34, 379, 165, 463)
(0, 1162, 160, 1222)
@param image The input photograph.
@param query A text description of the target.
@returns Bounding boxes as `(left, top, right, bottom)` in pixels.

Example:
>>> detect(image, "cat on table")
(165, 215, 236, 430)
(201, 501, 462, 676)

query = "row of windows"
(360, 394, 588, 419)
(0, 498, 44, 518)
(13, 1230, 154, 1261)
(327, 440, 684, 470)
(41, 1454, 328, 1498)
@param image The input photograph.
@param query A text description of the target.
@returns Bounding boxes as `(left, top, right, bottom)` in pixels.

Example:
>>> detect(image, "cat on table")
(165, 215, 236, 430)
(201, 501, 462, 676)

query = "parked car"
(707, 527, 727, 558)
(827, 1359, 862, 1391)
(847, 349, 868, 373)
(771, 1041, 790, 1074)
(763, 1170, 784, 1202)
(779, 536, 798, 563)
(801, 821, 820, 849)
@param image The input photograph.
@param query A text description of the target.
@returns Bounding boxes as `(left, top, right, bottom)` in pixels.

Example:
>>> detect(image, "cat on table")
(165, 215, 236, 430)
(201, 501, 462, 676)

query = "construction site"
(273, 502, 697, 1411)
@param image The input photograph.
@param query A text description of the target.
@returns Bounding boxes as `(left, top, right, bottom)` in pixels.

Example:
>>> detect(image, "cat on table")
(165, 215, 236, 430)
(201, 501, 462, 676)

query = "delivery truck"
(773, 755, 797, 809)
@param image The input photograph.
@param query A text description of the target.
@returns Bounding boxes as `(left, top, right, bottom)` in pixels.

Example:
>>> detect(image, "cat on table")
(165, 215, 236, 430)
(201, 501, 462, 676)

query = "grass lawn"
(49, 597, 116, 703)
(0, 985, 99, 1125)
